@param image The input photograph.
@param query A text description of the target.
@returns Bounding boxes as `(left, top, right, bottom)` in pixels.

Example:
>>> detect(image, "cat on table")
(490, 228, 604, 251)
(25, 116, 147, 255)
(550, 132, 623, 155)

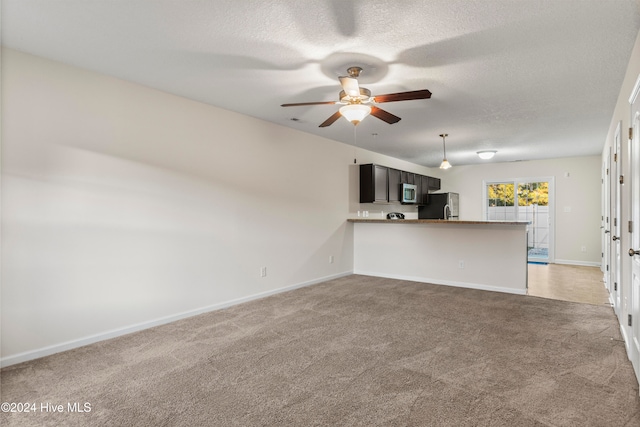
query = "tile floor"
(528, 263, 611, 306)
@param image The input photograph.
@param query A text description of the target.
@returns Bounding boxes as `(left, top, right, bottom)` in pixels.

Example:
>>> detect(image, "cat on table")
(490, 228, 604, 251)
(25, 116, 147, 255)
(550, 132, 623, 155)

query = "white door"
(628, 86, 640, 384)
(603, 153, 611, 292)
(484, 178, 554, 263)
(614, 123, 622, 314)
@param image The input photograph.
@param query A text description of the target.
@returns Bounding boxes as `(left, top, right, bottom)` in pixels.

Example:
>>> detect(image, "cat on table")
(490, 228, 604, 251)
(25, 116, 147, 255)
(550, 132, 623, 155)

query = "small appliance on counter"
(387, 212, 405, 220)
(418, 192, 459, 220)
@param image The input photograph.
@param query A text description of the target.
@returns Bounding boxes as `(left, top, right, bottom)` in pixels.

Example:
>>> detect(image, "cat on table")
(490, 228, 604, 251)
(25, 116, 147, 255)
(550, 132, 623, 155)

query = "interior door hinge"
(629, 221, 634, 233)
(614, 218, 617, 227)
(614, 153, 618, 162)
(614, 282, 617, 291)
(629, 314, 633, 327)
(630, 127, 633, 140)
(620, 175, 625, 185)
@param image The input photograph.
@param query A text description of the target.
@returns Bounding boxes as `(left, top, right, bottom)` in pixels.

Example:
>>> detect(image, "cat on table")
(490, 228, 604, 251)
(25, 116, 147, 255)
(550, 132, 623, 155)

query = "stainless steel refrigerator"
(418, 192, 459, 219)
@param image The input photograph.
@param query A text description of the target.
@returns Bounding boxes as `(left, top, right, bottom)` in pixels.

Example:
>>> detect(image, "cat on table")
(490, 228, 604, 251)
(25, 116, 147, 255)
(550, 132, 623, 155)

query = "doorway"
(484, 177, 555, 263)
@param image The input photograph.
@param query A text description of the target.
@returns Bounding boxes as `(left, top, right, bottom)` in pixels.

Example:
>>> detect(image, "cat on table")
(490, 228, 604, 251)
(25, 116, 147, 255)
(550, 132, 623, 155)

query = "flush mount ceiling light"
(439, 133, 452, 169)
(339, 104, 371, 125)
(477, 150, 497, 160)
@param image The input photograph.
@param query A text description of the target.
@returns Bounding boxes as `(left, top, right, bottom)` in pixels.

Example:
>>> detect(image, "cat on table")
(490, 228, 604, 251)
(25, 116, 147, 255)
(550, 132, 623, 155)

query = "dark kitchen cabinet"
(388, 168, 402, 202)
(359, 164, 442, 205)
(415, 176, 423, 205)
(419, 175, 430, 205)
(428, 177, 441, 191)
(360, 164, 389, 203)
(401, 171, 416, 185)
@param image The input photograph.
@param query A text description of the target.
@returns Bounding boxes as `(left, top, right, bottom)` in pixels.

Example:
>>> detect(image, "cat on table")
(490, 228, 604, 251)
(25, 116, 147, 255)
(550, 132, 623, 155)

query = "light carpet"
(2, 275, 639, 426)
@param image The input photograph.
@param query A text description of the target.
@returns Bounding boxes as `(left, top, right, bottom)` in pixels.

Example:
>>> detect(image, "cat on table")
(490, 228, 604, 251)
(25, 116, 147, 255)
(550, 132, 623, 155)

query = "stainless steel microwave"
(401, 183, 417, 204)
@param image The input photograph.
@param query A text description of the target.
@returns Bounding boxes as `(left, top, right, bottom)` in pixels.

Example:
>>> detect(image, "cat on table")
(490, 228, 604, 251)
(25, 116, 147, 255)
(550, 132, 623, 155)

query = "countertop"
(348, 218, 530, 225)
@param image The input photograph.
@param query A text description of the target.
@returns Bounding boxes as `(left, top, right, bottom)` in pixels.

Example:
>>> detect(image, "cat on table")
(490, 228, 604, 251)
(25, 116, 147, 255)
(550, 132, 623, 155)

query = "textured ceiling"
(3, 0, 640, 167)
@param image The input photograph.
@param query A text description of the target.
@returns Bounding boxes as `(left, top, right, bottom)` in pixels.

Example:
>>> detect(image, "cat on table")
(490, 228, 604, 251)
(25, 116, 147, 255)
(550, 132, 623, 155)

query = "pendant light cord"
(442, 134, 447, 159)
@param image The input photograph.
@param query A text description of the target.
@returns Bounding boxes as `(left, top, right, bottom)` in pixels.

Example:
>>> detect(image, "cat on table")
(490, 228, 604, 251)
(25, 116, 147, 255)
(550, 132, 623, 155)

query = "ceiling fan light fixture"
(282, 67, 431, 127)
(477, 150, 497, 160)
(439, 133, 452, 169)
(340, 104, 371, 125)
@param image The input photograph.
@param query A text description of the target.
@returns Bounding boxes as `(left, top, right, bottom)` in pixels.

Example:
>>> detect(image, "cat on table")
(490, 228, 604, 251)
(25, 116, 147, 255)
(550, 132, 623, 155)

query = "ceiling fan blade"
(339, 76, 360, 98)
(373, 89, 432, 103)
(319, 111, 343, 127)
(370, 106, 401, 124)
(281, 100, 339, 107)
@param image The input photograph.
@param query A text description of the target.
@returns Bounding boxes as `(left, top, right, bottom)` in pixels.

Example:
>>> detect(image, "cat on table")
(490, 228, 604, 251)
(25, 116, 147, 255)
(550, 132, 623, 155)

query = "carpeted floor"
(2, 275, 640, 426)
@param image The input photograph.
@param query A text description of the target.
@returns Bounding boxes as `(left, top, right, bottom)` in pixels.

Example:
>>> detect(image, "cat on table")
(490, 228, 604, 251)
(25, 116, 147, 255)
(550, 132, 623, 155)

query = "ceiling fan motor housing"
(347, 66, 363, 78)
(339, 88, 371, 103)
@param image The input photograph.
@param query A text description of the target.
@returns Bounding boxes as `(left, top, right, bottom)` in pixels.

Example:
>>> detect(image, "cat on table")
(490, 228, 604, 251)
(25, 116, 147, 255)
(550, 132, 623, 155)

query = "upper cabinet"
(401, 171, 415, 185)
(388, 168, 402, 202)
(428, 176, 441, 191)
(359, 164, 441, 204)
(419, 175, 430, 205)
(360, 164, 389, 203)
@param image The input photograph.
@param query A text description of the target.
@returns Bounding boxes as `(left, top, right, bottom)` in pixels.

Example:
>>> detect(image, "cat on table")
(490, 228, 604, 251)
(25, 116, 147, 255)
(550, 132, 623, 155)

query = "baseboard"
(620, 321, 632, 360)
(353, 270, 527, 296)
(0, 271, 353, 368)
(610, 294, 618, 313)
(554, 259, 601, 267)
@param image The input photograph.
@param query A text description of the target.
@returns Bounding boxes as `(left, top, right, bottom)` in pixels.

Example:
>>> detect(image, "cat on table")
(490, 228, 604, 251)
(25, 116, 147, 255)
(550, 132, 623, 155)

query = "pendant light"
(439, 133, 452, 169)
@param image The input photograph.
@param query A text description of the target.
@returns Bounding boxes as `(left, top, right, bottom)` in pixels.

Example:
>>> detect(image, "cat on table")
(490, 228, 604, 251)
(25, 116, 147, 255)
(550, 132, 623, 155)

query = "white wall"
(0, 49, 441, 364)
(436, 157, 602, 266)
(601, 29, 640, 361)
(353, 222, 528, 295)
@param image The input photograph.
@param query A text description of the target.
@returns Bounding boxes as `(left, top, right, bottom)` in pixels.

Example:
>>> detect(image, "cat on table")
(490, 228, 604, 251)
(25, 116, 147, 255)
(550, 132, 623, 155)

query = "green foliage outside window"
(488, 182, 548, 206)
(488, 183, 514, 206)
(517, 182, 548, 206)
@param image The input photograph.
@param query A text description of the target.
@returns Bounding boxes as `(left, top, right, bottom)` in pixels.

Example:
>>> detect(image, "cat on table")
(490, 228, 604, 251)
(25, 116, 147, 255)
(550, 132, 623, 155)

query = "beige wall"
(2, 49, 418, 364)
(436, 156, 602, 266)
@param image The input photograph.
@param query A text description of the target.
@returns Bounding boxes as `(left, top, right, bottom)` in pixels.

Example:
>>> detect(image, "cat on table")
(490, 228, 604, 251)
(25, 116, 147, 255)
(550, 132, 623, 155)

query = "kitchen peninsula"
(349, 219, 529, 294)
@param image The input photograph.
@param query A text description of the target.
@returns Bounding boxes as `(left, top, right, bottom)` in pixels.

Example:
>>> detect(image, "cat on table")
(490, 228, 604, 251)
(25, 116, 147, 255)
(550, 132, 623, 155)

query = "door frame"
(603, 150, 611, 292)
(483, 176, 555, 263)
(627, 77, 640, 385)
(613, 121, 622, 314)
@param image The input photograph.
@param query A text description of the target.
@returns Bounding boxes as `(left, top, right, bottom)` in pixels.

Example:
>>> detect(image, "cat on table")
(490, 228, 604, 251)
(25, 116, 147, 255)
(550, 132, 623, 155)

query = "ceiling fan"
(281, 66, 432, 127)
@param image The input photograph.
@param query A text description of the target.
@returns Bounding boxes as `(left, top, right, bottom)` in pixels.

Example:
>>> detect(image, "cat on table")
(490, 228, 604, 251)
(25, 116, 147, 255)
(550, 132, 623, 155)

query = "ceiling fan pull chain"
(353, 125, 357, 164)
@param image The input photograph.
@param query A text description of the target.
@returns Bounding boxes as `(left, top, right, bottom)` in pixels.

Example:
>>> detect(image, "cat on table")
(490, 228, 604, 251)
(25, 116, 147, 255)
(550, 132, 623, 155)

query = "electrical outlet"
(458, 260, 465, 269)
(329, 255, 334, 264)
(260, 267, 267, 277)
